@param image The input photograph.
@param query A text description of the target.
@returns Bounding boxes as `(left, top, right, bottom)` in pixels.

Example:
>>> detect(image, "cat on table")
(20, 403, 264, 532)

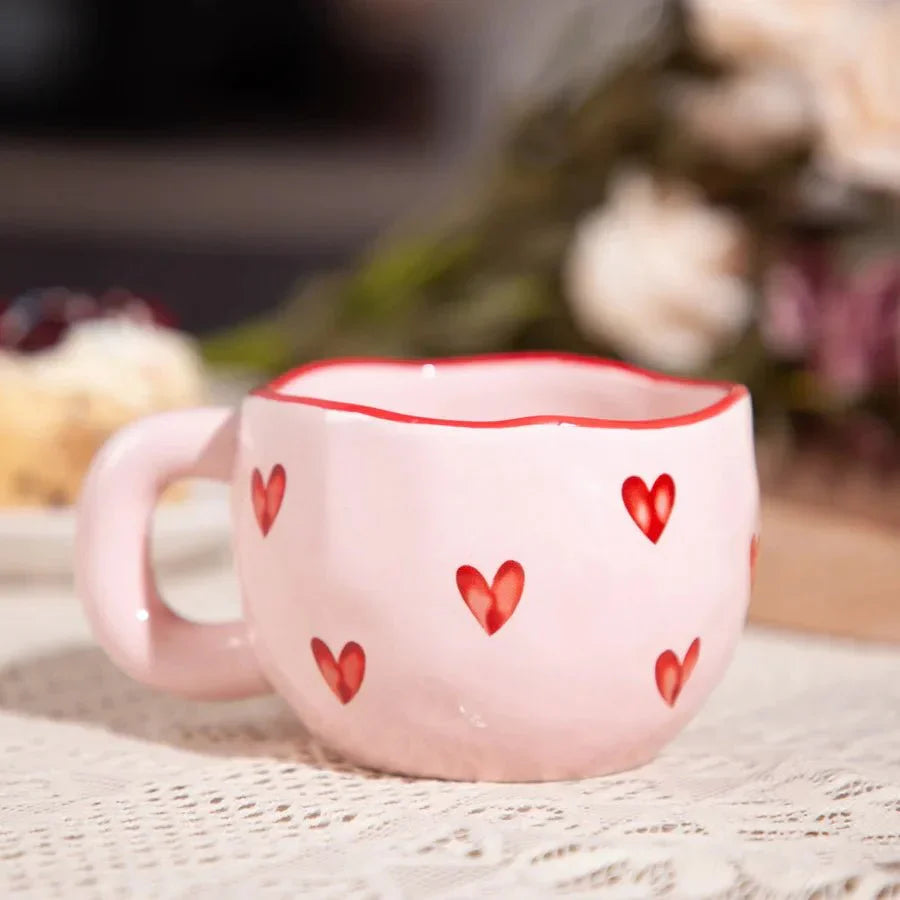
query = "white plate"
(0, 480, 232, 579)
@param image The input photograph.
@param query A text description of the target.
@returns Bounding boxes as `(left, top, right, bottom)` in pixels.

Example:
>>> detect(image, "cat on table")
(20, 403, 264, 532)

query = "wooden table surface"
(750, 496, 900, 644)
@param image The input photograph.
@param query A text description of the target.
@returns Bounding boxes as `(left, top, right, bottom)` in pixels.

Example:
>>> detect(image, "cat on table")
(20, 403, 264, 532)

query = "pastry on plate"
(0, 289, 207, 508)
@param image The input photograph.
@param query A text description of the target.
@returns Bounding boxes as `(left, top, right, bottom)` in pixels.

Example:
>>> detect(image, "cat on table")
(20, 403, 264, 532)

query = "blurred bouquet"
(206, 0, 899, 514)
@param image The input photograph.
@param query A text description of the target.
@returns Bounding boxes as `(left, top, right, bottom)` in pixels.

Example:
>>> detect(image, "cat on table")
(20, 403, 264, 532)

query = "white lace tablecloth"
(1, 559, 898, 899)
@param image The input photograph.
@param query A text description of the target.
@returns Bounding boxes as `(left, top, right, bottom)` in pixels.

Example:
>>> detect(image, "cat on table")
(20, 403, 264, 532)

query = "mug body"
(233, 354, 758, 781)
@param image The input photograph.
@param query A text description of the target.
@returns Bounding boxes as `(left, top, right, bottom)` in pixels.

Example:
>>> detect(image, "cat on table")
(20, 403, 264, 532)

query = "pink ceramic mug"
(77, 353, 759, 781)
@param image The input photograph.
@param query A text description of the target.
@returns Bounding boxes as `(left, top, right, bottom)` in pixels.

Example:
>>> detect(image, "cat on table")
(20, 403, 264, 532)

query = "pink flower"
(762, 246, 900, 399)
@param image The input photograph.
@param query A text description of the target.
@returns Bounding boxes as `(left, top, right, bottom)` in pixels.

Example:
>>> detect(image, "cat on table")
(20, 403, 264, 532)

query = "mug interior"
(260, 355, 742, 427)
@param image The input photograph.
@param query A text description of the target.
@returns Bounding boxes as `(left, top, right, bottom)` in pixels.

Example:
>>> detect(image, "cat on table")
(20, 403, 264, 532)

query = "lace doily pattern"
(0, 571, 898, 898)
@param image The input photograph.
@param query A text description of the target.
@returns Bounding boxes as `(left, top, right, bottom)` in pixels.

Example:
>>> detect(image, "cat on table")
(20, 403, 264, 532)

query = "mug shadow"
(0, 644, 376, 776)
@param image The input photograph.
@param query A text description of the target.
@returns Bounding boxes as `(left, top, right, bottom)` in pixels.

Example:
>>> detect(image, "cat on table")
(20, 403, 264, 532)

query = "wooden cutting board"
(749, 496, 900, 643)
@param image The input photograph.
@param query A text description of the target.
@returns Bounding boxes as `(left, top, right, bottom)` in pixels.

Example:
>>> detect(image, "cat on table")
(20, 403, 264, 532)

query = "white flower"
(670, 68, 813, 165)
(809, 2, 900, 193)
(687, 0, 900, 194)
(685, 0, 845, 69)
(564, 171, 753, 374)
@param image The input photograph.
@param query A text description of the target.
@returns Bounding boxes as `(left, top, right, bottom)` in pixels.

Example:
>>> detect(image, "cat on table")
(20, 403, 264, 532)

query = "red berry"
(0, 287, 179, 353)
(17, 319, 68, 353)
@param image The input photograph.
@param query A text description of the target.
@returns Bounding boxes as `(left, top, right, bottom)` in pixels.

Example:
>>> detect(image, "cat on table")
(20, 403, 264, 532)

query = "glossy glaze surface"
(235, 355, 758, 780)
(79, 354, 758, 780)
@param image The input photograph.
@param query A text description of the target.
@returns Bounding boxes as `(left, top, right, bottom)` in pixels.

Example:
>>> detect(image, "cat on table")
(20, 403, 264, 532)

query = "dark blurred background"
(0, 0, 472, 332)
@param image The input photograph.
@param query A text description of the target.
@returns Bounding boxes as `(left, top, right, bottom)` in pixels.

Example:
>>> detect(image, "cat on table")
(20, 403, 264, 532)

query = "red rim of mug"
(250, 352, 750, 430)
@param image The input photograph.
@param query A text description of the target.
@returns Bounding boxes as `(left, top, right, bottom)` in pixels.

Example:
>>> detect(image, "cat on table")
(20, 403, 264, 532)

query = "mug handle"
(76, 407, 270, 700)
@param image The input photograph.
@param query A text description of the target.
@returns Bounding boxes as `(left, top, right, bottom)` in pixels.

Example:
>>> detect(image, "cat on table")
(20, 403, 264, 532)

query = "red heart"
(311, 638, 366, 705)
(251, 464, 286, 536)
(622, 474, 675, 543)
(456, 560, 524, 635)
(750, 534, 760, 586)
(655, 638, 700, 707)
